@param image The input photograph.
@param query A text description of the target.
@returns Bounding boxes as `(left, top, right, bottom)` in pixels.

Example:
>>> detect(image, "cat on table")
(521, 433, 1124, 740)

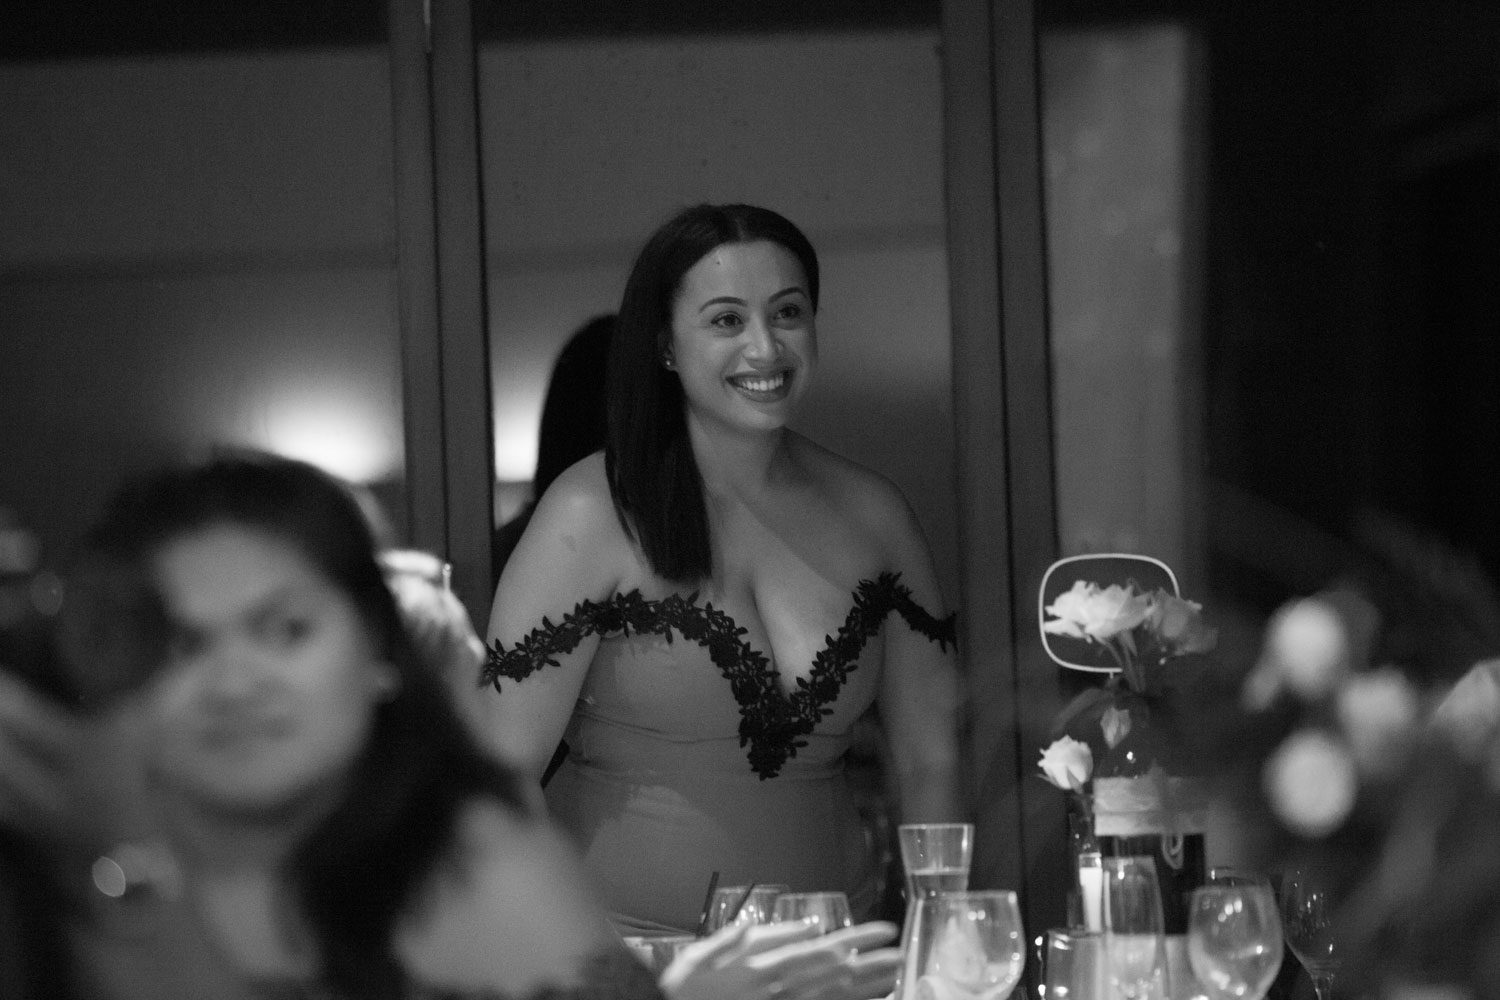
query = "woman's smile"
(728, 368, 793, 401)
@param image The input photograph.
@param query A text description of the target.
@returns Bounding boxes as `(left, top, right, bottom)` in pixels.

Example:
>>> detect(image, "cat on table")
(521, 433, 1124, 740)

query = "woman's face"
(667, 239, 816, 436)
(143, 523, 394, 813)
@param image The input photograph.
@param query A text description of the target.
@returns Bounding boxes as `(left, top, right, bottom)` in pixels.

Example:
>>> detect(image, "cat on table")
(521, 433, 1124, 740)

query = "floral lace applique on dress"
(483, 571, 956, 779)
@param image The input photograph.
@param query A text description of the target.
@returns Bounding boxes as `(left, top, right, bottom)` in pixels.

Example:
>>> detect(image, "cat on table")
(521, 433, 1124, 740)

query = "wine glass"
(900, 890, 1025, 1000)
(771, 891, 854, 936)
(1101, 856, 1167, 1000)
(1276, 868, 1339, 1000)
(1206, 867, 1274, 890)
(704, 883, 789, 932)
(1187, 884, 1284, 999)
(1042, 926, 1106, 1000)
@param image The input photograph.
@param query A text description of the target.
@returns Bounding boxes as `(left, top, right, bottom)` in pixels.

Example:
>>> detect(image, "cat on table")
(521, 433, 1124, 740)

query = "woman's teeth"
(732, 372, 786, 392)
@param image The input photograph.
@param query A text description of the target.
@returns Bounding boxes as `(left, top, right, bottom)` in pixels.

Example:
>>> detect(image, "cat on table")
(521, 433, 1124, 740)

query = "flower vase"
(1092, 768, 1208, 935)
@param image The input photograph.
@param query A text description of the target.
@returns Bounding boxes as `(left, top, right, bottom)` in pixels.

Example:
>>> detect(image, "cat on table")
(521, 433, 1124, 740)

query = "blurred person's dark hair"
(493, 314, 613, 575)
(605, 203, 819, 582)
(54, 448, 527, 1000)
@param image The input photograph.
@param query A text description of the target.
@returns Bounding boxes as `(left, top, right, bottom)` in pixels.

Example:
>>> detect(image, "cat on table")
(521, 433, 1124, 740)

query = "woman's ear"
(371, 661, 402, 702)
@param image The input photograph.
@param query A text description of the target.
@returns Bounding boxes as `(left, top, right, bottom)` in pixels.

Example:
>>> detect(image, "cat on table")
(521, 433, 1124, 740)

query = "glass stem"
(1311, 972, 1336, 1000)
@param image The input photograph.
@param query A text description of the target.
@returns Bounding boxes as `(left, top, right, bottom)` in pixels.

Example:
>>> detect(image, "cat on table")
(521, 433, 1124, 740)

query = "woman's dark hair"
(605, 203, 819, 582)
(56, 449, 525, 1000)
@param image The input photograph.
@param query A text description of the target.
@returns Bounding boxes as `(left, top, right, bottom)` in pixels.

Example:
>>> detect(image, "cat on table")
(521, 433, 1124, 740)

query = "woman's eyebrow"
(696, 287, 806, 313)
(697, 295, 747, 313)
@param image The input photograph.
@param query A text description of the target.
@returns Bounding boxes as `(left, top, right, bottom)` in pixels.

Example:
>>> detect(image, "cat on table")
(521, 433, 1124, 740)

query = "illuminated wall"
(0, 49, 405, 561)
(1042, 24, 1203, 579)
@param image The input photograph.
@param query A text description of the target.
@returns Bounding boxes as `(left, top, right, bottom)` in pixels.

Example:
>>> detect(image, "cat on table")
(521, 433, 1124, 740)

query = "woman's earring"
(373, 664, 402, 702)
(661, 352, 675, 370)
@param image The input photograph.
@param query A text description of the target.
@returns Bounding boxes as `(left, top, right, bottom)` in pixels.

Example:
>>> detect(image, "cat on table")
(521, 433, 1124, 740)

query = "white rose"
(1038, 736, 1093, 792)
(1263, 728, 1358, 838)
(1042, 581, 1094, 639)
(1078, 583, 1152, 642)
(1261, 598, 1349, 702)
(1336, 667, 1419, 778)
(1043, 580, 1151, 643)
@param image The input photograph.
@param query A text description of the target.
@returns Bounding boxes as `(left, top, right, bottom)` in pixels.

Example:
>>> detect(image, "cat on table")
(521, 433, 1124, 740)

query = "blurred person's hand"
(660, 920, 901, 1000)
(0, 672, 147, 857)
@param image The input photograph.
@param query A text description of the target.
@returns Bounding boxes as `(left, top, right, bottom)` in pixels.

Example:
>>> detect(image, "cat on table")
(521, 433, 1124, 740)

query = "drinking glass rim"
(774, 891, 850, 902)
(915, 888, 1017, 903)
(1191, 883, 1274, 902)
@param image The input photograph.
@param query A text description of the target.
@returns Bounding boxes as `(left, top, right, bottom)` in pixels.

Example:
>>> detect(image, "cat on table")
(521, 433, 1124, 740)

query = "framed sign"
(1038, 553, 1179, 673)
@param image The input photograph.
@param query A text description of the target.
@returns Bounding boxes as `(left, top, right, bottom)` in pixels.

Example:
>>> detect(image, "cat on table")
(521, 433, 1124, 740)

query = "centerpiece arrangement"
(1034, 556, 1223, 934)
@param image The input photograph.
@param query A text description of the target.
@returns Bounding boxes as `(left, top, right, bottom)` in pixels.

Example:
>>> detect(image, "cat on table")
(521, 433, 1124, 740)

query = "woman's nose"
(198, 645, 270, 702)
(742, 317, 780, 361)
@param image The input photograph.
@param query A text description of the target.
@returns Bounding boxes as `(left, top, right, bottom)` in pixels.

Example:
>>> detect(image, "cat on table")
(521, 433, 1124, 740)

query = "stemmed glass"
(900, 890, 1025, 1000)
(705, 884, 789, 932)
(1101, 856, 1167, 1000)
(1276, 868, 1339, 1000)
(1187, 884, 1284, 999)
(771, 891, 854, 936)
(1207, 867, 1274, 890)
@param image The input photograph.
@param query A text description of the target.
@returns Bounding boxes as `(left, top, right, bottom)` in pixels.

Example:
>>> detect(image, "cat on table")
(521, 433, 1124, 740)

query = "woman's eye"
(710, 312, 743, 330)
(775, 303, 804, 321)
(261, 615, 313, 647)
(167, 629, 205, 661)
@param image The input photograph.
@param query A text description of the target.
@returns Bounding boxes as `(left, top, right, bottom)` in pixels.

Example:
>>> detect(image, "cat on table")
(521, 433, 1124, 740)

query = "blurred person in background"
(492, 314, 614, 578)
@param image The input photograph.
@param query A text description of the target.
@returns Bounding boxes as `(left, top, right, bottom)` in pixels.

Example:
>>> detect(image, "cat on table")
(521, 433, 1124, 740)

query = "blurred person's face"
(143, 523, 394, 814)
(667, 240, 817, 437)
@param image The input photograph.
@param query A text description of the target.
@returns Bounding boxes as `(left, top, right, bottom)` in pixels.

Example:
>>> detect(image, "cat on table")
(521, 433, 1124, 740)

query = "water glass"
(1101, 856, 1167, 1000)
(704, 883, 789, 932)
(900, 890, 1025, 1000)
(1187, 884, 1284, 999)
(897, 824, 974, 945)
(771, 891, 854, 936)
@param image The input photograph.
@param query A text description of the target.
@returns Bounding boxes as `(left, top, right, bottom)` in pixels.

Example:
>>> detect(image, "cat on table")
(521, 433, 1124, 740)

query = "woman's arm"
(475, 456, 627, 783)
(874, 492, 967, 824)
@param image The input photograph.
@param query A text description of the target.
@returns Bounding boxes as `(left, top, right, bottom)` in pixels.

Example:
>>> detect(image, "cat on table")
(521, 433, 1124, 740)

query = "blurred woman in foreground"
(51, 451, 648, 998)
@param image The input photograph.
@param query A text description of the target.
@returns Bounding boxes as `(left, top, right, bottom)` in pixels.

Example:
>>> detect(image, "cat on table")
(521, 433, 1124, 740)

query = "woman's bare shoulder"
(519, 454, 636, 570)
(531, 452, 616, 527)
(788, 434, 920, 535)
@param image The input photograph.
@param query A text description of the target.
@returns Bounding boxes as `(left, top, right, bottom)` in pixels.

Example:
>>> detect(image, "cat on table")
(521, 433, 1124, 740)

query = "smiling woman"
(477, 204, 968, 935)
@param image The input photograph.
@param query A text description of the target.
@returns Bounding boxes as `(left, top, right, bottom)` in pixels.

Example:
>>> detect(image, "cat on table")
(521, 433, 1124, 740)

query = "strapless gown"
(484, 573, 956, 935)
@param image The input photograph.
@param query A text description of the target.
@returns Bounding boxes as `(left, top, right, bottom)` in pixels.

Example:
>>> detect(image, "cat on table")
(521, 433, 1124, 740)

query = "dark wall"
(1195, 3, 1499, 625)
